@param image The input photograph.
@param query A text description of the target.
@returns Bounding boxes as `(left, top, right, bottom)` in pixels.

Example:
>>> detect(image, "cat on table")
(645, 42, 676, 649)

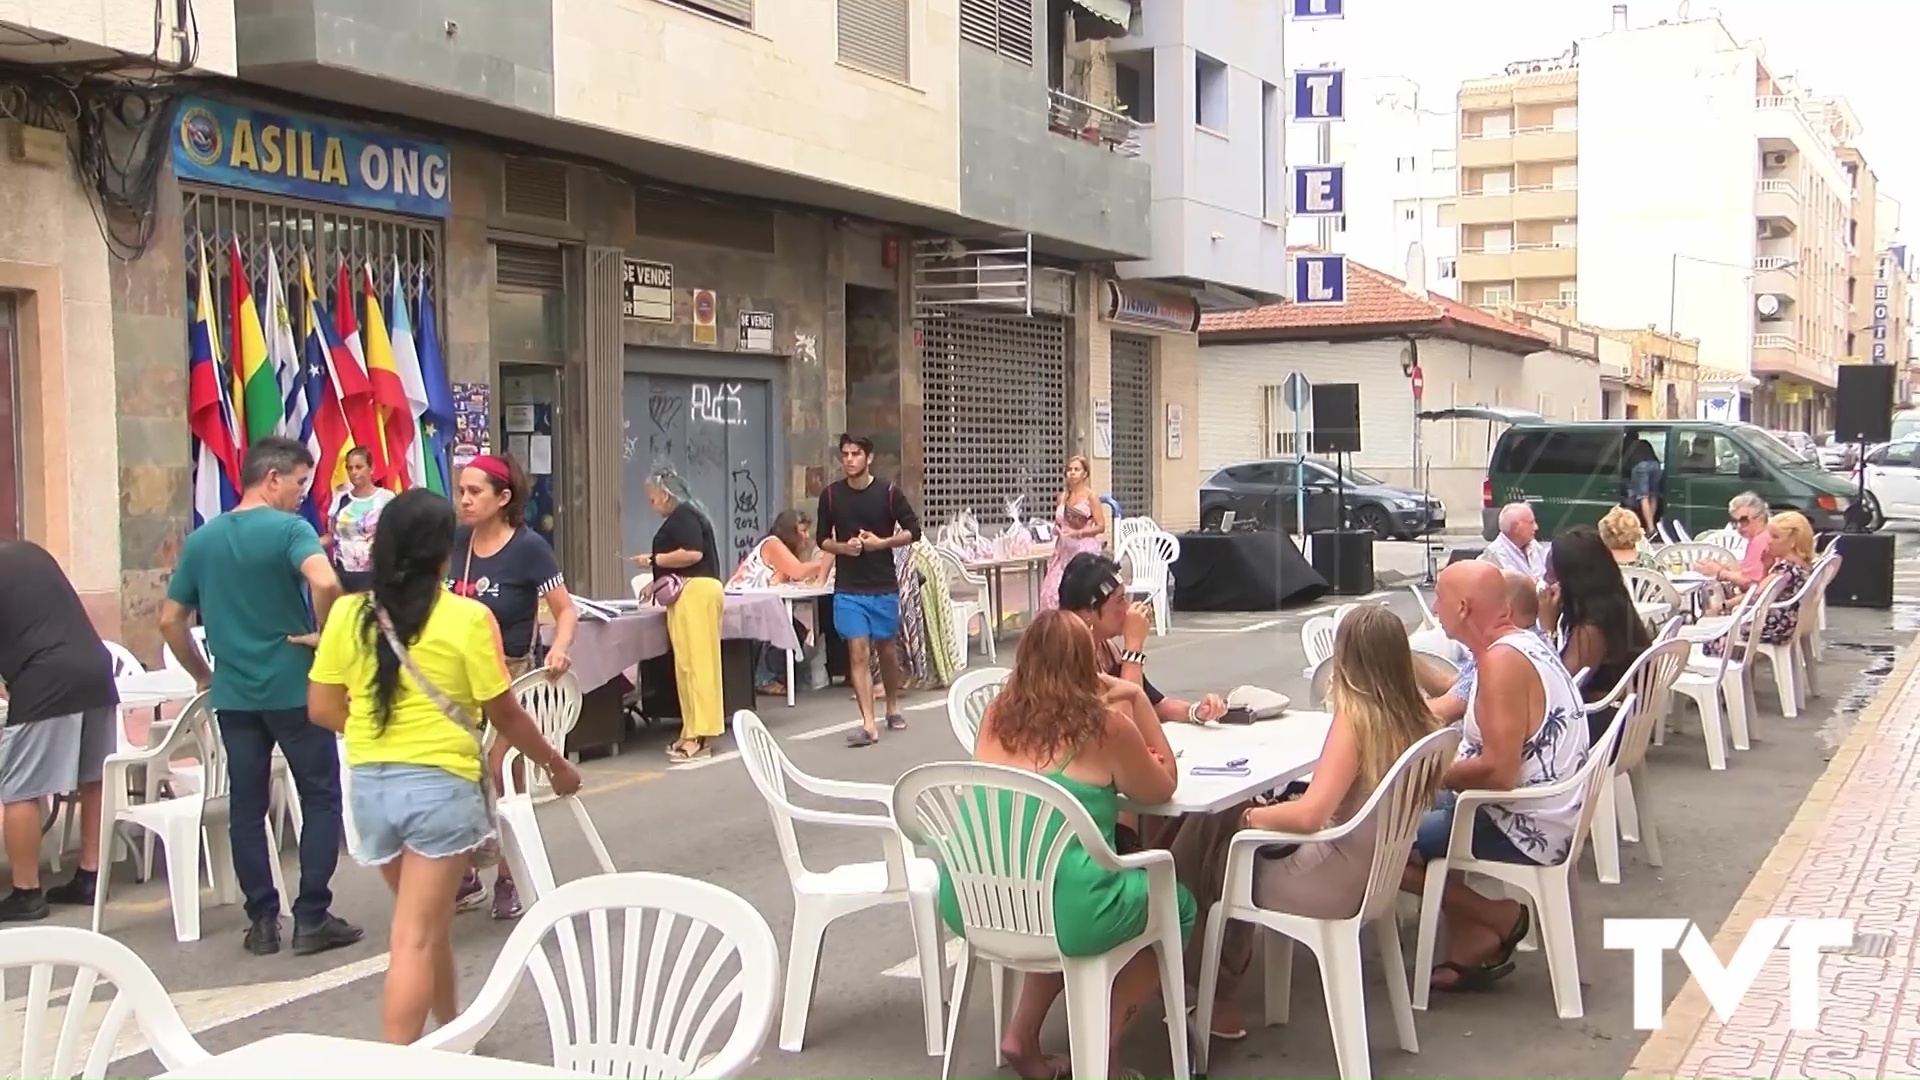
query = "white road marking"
(1182, 619, 1282, 634)
(99, 953, 393, 1066)
(882, 936, 966, 979)
(791, 719, 864, 741)
(1291, 605, 1333, 618)
(902, 698, 948, 712)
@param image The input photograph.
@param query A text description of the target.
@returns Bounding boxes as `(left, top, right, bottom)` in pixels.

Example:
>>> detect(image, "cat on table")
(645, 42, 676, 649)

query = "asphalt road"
(87, 548, 1920, 1080)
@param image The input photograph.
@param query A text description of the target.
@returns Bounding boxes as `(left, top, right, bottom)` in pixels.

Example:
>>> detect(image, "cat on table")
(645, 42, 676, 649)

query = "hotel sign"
(1873, 280, 1891, 363)
(1104, 282, 1200, 333)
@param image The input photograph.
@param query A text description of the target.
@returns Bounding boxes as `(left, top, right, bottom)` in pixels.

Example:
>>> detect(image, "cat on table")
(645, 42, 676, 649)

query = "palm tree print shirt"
(1460, 630, 1590, 864)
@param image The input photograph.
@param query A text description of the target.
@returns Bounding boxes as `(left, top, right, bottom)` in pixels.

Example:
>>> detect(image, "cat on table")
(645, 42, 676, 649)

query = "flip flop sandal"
(885, 713, 908, 731)
(1491, 905, 1533, 968)
(1430, 958, 1517, 993)
(756, 682, 786, 696)
(1186, 1004, 1248, 1040)
(845, 728, 879, 748)
(667, 740, 711, 763)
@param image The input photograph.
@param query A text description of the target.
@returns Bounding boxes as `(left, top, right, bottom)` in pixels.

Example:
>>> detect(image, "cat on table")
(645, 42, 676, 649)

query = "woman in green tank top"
(936, 611, 1196, 1080)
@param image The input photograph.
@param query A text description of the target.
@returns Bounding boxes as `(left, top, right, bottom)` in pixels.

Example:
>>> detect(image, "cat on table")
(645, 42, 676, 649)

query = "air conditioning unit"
(1767, 151, 1789, 167)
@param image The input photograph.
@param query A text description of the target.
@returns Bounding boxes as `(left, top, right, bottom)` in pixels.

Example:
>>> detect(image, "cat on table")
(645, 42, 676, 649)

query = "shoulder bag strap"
(371, 606, 503, 825)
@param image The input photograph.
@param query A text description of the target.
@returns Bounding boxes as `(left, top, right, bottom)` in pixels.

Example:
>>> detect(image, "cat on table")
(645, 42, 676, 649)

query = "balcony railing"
(1754, 256, 1798, 273)
(1756, 95, 1795, 109)
(1046, 89, 1142, 157)
(1461, 127, 1513, 141)
(1756, 179, 1799, 199)
(1754, 333, 1797, 349)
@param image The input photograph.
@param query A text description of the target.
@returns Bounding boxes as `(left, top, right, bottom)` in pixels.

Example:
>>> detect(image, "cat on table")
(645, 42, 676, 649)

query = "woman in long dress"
(1040, 455, 1108, 610)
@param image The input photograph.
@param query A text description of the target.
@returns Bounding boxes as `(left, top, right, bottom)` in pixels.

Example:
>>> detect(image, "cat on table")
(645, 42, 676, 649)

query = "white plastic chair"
(1619, 567, 1683, 613)
(631, 572, 653, 599)
(1649, 542, 1738, 576)
(91, 695, 287, 942)
(1666, 519, 1694, 542)
(160, 627, 211, 675)
(1584, 640, 1692, 885)
(1747, 560, 1835, 717)
(935, 546, 996, 663)
(1307, 657, 1335, 708)
(1301, 615, 1337, 677)
(1409, 649, 1458, 682)
(417, 872, 780, 1080)
(1798, 552, 1841, 677)
(1118, 530, 1179, 637)
(1407, 586, 1438, 632)
(1411, 695, 1637, 1020)
(101, 641, 143, 677)
(946, 667, 1010, 753)
(494, 746, 616, 907)
(0, 925, 212, 1078)
(1679, 572, 1790, 751)
(734, 710, 946, 1056)
(508, 669, 583, 801)
(1194, 727, 1461, 1080)
(893, 762, 1192, 1080)
(1113, 515, 1159, 555)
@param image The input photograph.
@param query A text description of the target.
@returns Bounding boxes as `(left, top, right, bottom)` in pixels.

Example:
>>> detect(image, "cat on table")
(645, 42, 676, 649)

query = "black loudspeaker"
(1826, 532, 1895, 609)
(1310, 383, 1363, 454)
(1310, 529, 1375, 595)
(1835, 365, 1896, 445)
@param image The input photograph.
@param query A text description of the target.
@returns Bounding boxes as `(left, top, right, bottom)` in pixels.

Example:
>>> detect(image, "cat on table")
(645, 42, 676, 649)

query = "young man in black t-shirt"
(0, 541, 121, 920)
(816, 433, 921, 747)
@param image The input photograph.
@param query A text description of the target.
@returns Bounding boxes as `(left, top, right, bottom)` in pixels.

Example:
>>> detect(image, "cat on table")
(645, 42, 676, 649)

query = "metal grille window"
(180, 186, 443, 342)
(1109, 333, 1153, 518)
(494, 243, 567, 359)
(838, 0, 910, 81)
(670, 0, 753, 26)
(920, 313, 1067, 527)
(502, 157, 570, 221)
(959, 0, 1033, 64)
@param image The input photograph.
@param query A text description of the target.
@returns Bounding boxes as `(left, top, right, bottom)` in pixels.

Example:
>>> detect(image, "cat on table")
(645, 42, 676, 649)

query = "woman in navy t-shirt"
(447, 454, 579, 920)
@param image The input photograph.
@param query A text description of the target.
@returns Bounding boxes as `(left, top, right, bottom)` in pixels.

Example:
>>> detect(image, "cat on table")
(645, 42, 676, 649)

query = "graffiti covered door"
(621, 373, 774, 574)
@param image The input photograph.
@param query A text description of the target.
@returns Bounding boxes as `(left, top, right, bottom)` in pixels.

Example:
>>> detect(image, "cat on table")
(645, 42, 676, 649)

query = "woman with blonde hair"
(1704, 510, 1814, 657)
(632, 467, 725, 762)
(1598, 506, 1657, 570)
(941, 610, 1192, 1080)
(1040, 455, 1109, 610)
(1242, 605, 1443, 919)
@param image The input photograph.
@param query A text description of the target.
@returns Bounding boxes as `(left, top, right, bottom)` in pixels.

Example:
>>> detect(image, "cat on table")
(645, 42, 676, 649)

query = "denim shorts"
(349, 763, 492, 866)
(1412, 790, 1535, 865)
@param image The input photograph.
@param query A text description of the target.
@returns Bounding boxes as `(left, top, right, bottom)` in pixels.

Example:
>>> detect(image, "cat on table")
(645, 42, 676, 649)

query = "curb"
(1621, 633, 1920, 1079)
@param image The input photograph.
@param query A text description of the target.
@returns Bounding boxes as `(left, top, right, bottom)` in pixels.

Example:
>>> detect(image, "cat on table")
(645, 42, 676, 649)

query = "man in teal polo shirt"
(161, 437, 362, 957)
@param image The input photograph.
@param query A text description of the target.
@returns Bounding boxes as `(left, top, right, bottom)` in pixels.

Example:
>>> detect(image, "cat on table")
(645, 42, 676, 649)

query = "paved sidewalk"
(1628, 640, 1920, 1080)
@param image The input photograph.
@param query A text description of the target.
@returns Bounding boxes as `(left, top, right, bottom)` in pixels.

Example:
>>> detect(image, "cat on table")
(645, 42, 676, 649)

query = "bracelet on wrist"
(1186, 702, 1201, 723)
(1119, 648, 1148, 666)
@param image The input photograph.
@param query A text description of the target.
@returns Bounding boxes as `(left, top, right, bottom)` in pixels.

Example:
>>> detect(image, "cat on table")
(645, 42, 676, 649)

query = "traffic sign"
(1410, 364, 1425, 401)
(1283, 371, 1312, 412)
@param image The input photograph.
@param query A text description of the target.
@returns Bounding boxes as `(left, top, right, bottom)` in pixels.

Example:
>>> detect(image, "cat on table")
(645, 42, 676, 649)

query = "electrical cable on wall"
(0, 0, 201, 258)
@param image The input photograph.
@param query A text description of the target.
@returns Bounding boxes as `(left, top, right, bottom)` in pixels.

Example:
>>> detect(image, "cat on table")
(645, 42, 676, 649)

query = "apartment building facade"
(1286, 75, 1459, 298)
(1453, 51, 1580, 314)
(2, 0, 1286, 652)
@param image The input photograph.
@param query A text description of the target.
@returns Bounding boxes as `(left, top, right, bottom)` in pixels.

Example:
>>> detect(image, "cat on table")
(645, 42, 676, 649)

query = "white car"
(1860, 437, 1920, 520)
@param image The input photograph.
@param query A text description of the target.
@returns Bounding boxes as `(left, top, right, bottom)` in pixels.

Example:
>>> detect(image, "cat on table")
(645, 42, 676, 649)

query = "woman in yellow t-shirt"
(308, 488, 581, 1045)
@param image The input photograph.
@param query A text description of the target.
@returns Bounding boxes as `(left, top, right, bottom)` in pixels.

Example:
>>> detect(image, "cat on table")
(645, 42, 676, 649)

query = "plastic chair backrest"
(946, 667, 1010, 753)
(1355, 727, 1463, 921)
(161, 628, 213, 675)
(1408, 585, 1438, 630)
(733, 710, 816, 881)
(1603, 639, 1692, 773)
(1560, 694, 1637, 869)
(1308, 657, 1334, 707)
(1724, 571, 1793, 668)
(631, 573, 652, 600)
(498, 746, 616, 899)
(892, 761, 1122, 964)
(512, 669, 583, 753)
(1619, 567, 1682, 609)
(102, 642, 144, 678)
(417, 872, 780, 1080)
(1118, 530, 1178, 588)
(171, 697, 228, 803)
(1650, 542, 1738, 576)
(934, 545, 986, 589)
(1410, 649, 1458, 680)
(0, 925, 210, 1077)
(1113, 516, 1158, 552)
(1301, 615, 1336, 668)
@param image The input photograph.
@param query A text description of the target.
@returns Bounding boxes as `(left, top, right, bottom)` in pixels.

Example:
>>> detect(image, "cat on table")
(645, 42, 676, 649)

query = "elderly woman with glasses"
(1692, 491, 1774, 613)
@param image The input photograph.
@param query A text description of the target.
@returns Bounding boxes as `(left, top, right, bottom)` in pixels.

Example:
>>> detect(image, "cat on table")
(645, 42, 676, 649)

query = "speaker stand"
(1333, 450, 1349, 591)
(1846, 439, 1872, 533)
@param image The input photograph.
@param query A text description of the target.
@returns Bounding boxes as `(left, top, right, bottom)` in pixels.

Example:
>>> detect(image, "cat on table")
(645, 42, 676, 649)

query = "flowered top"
(330, 488, 394, 574)
(1756, 559, 1812, 644)
(1461, 629, 1590, 865)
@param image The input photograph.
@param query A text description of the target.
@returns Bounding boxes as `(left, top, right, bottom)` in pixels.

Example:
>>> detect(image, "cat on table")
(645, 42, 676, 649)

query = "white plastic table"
(1122, 711, 1332, 816)
(731, 582, 834, 706)
(155, 1034, 598, 1078)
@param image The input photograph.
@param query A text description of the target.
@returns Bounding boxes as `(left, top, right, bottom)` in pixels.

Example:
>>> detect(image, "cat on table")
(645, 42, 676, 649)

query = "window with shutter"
(672, 0, 753, 26)
(838, 0, 910, 81)
(957, 0, 1032, 64)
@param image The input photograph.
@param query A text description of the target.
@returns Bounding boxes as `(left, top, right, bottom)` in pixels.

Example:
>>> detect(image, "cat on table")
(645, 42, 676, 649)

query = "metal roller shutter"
(1109, 333, 1153, 517)
(838, 0, 910, 81)
(921, 312, 1068, 528)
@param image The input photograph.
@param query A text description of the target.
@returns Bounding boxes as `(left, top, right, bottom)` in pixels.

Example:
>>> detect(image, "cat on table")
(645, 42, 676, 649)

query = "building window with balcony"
(1482, 170, 1512, 195)
(1552, 163, 1577, 189)
(1479, 113, 1512, 138)
(667, 0, 754, 27)
(959, 0, 1034, 64)
(1438, 257, 1457, 280)
(1551, 222, 1577, 248)
(838, 0, 911, 81)
(1482, 284, 1513, 306)
(1116, 57, 1155, 123)
(1558, 282, 1578, 305)
(1484, 227, 1513, 254)
(1195, 52, 1228, 131)
(1552, 105, 1576, 130)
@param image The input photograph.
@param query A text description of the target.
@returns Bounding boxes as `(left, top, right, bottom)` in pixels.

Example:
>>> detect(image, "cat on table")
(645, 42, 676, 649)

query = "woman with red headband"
(447, 453, 578, 920)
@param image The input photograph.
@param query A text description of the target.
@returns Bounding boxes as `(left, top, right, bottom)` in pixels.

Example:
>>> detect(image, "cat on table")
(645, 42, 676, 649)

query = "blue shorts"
(834, 592, 902, 642)
(349, 762, 492, 865)
(1412, 791, 1535, 865)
